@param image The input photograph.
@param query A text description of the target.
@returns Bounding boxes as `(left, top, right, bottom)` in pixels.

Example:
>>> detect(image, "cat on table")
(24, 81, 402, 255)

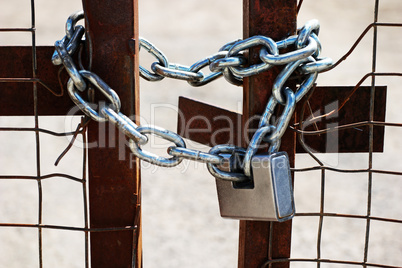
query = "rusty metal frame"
(238, 1, 297, 267)
(82, 0, 141, 267)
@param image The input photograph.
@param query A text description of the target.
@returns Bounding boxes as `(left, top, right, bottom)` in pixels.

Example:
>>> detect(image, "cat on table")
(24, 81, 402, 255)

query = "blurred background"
(0, 0, 401, 267)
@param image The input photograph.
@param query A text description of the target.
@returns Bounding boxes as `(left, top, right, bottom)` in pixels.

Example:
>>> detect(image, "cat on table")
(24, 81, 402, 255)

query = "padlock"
(215, 152, 295, 221)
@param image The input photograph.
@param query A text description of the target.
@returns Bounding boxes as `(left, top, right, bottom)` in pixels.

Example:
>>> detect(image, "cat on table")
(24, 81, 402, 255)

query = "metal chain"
(53, 11, 333, 182)
(139, 23, 331, 87)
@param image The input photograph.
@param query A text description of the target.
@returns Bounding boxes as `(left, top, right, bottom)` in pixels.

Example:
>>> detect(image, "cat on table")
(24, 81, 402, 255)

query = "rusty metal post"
(82, 0, 141, 267)
(239, 1, 297, 267)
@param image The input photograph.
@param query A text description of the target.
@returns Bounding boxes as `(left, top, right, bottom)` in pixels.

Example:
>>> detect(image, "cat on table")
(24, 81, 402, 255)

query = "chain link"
(129, 125, 186, 167)
(53, 11, 333, 182)
(55, 40, 87, 92)
(168, 146, 224, 165)
(139, 37, 169, 81)
(206, 145, 249, 183)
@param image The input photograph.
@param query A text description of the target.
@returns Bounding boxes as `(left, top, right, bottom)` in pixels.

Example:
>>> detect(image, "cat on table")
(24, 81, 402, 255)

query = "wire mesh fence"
(0, 0, 141, 266)
(283, 0, 402, 267)
(0, 1, 91, 267)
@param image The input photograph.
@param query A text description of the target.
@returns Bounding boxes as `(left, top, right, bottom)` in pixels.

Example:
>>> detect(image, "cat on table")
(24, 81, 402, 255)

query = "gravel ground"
(0, 0, 402, 267)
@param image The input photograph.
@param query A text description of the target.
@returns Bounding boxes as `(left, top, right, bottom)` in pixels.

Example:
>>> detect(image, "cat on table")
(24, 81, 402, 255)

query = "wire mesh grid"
(0, 1, 91, 267)
(263, 0, 402, 267)
(0, 1, 137, 267)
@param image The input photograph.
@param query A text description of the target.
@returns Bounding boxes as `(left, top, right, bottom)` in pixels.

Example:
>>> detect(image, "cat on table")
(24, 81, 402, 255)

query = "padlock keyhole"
(232, 179, 254, 189)
(229, 152, 255, 189)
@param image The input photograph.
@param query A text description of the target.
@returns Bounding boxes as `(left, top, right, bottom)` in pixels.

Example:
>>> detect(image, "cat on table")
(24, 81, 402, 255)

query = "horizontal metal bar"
(291, 120, 400, 136)
(0, 127, 76, 136)
(0, 46, 79, 116)
(297, 85, 386, 153)
(0, 173, 83, 183)
(295, 212, 402, 224)
(262, 258, 401, 268)
(0, 78, 40, 82)
(0, 223, 137, 233)
(0, 28, 35, 32)
(292, 166, 402, 176)
(177, 96, 242, 147)
(293, 166, 402, 176)
(177, 85, 386, 154)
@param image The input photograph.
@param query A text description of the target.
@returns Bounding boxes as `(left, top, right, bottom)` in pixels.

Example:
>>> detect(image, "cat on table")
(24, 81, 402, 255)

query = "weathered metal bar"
(0, 46, 75, 116)
(177, 86, 386, 154)
(82, 0, 141, 267)
(177, 96, 243, 147)
(240, 1, 297, 267)
(297, 85, 386, 154)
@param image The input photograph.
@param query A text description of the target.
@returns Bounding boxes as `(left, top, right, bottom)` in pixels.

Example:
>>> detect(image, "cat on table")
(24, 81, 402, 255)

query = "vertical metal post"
(239, 1, 297, 267)
(82, 0, 141, 267)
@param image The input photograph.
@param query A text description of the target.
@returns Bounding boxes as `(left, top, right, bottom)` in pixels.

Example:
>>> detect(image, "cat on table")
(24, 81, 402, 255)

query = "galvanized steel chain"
(139, 19, 332, 87)
(53, 10, 332, 182)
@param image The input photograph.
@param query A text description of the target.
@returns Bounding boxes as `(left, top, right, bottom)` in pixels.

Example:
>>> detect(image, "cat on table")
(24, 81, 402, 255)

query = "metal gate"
(0, 0, 401, 267)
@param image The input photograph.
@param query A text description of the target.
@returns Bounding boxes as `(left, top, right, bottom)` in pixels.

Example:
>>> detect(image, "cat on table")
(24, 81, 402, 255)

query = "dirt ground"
(0, 0, 402, 267)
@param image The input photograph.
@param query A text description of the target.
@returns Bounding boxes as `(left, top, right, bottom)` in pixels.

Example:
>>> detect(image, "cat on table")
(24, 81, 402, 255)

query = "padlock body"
(215, 152, 295, 221)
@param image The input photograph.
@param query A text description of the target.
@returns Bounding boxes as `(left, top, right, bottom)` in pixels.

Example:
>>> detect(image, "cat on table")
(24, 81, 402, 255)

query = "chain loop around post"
(53, 13, 333, 180)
